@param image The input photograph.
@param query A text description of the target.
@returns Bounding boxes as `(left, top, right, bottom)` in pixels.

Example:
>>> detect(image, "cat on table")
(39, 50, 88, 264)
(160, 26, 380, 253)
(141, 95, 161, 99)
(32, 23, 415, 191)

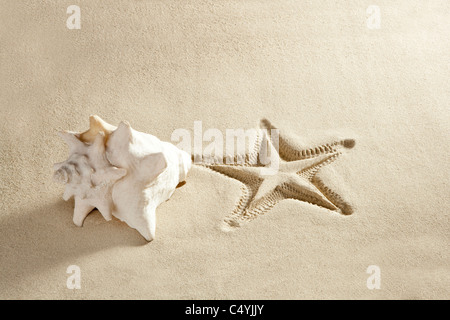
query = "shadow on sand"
(0, 197, 148, 293)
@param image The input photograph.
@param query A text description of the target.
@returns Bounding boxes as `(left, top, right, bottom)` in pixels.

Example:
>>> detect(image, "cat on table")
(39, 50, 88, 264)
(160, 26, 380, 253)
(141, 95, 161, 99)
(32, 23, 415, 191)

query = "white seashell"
(54, 115, 191, 241)
(54, 130, 127, 226)
(106, 121, 192, 241)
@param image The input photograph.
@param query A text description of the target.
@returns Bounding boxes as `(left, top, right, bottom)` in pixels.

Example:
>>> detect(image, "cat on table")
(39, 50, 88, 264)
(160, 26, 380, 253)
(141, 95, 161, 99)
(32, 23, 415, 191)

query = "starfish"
(199, 119, 355, 230)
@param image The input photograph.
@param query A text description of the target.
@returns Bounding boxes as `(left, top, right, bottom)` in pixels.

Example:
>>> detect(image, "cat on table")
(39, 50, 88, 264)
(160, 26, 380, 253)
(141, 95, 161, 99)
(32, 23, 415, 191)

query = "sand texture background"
(0, 1, 449, 299)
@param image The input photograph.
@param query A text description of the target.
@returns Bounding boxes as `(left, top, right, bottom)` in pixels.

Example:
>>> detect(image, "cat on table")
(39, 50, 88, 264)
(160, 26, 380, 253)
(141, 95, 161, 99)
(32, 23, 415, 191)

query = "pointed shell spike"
(58, 130, 84, 151)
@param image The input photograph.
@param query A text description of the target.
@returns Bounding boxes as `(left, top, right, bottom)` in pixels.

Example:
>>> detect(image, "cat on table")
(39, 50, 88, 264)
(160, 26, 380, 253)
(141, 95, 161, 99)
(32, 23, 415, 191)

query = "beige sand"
(0, 0, 449, 299)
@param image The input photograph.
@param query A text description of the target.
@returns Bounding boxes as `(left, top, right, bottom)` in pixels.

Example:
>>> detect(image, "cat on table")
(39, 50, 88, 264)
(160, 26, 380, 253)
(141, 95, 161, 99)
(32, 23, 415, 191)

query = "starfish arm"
(253, 176, 282, 201)
(311, 176, 353, 215)
(223, 176, 283, 226)
(245, 130, 265, 165)
(280, 151, 341, 175)
(295, 151, 343, 181)
(223, 183, 255, 228)
(200, 165, 265, 228)
(224, 188, 286, 228)
(260, 118, 355, 161)
(194, 129, 265, 166)
(280, 177, 338, 212)
(202, 164, 263, 186)
(219, 168, 275, 229)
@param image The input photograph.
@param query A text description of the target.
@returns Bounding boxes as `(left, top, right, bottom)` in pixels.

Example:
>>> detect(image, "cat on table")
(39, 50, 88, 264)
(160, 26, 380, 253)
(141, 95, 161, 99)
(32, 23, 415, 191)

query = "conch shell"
(106, 121, 191, 241)
(53, 116, 191, 241)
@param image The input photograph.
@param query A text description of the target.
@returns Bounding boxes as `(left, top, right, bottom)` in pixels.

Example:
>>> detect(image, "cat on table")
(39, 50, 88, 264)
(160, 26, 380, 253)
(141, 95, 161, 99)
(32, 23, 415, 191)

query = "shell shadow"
(0, 197, 147, 293)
